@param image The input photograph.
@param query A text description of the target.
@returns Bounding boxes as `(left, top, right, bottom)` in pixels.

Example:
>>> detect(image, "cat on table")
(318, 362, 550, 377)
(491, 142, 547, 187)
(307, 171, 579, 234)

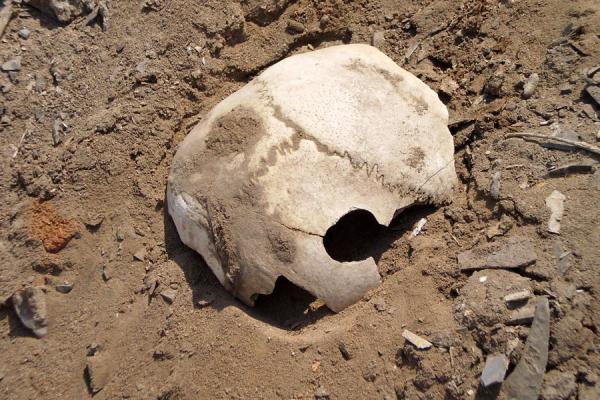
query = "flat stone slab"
(481, 354, 509, 387)
(458, 237, 536, 271)
(503, 297, 550, 400)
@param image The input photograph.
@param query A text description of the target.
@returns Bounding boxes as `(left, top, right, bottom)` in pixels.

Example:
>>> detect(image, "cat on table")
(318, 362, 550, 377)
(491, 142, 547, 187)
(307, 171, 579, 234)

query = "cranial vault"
(167, 44, 457, 312)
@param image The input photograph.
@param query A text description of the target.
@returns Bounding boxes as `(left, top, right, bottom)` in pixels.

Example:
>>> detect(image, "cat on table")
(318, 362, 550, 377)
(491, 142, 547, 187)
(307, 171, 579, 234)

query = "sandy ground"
(1, 0, 599, 399)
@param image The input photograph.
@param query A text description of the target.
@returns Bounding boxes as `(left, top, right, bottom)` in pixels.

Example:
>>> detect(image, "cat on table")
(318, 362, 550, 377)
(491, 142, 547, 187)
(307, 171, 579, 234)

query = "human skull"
(167, 44, 457, 312)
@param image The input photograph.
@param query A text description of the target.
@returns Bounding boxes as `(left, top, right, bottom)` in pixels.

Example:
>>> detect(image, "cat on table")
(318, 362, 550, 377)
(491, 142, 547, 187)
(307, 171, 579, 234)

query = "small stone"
(490, 171, 501, 200)
(160, 289, 177, 304)
(52, 118, 67, 146)
(133, 247, 146, 261)
(402, 329, 432, 350)
(586, 85, 600, 107)
(287, 20, 305, 34)
(338, 339, 352, 360)
(371, 31, 385, 49)
(480, 354, 509, 387)
(84, 213, 104, 229)
(439, 78, 459, 99)
(458, 237, 536, 271)
(18, 28, 31, 39)
(522, 73, 540, 99)
(545, 190, 565, 234)
(12, 287, 48, 338)
(1, 57, 21, 72)
(506, 303, 536, 326)
(87, 343, 102, 356)
(115, 226, 125, 241)
(55, 282, 73, 294)
(372, 297, 387, 311)
(102, 269, 111, 282)
(314, 385, 330, 399)
(504, 290, 531, 304)
(85, 356, 110, 394)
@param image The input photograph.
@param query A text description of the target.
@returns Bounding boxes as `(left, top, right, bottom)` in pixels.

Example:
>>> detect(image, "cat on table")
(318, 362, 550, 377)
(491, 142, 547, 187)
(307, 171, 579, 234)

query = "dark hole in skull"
(323, 209, 387, 262)
(252, 276, 331, 330)
(322, 205, 438, 264)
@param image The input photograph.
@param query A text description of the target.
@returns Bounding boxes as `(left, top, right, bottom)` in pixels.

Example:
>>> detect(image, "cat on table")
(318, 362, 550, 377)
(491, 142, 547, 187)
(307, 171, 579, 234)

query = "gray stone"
(503, 297, 550, 400)
(458, 237, 537, 271)
(522, 73, 540, 99)
(314, 385, 330, 399)
(18, 28, 31, 39)
(85, 355, 110, 394)
(160, 289, 177, 304)
(338, 339, 352, 360)
(1, 57, 21, 72)
(55, 282, 73, 294)
(586, 85, 600, 107)
(371, 31, 385, 49)
(480, 354, 509, 387)
(490, 171, 501, 199)
(506, 303, 536, 325)
(372, 297, 387, 312)
(12, 286, 48, 338)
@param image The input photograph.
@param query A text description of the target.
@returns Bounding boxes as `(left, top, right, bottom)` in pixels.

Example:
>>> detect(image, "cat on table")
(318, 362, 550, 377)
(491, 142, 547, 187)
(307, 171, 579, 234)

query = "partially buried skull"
(167, 44, 457, 312)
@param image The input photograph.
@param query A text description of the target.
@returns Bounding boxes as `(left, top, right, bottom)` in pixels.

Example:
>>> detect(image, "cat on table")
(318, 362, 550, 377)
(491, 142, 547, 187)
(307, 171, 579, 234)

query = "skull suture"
(167, 44, 457, 312)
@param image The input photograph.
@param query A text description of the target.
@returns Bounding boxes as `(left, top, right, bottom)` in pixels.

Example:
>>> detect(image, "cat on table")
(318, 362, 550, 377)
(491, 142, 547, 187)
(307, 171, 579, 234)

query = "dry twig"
(505, 132, 600, 157)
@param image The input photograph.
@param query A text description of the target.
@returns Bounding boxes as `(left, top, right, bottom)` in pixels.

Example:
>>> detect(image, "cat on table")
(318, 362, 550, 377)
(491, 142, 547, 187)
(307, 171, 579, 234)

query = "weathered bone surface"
(167, 44, 457, 312)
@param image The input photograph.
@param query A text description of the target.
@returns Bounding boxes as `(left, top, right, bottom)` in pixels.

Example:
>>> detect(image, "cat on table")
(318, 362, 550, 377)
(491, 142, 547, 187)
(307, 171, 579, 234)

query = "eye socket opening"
(322, 209, 387, 262)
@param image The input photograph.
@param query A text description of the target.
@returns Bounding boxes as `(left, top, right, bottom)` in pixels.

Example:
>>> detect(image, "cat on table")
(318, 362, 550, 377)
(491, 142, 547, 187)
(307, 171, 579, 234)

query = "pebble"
(503, 297, 550, 400)
(18, 28, 31, 39)
(545, 190, 565, 234)
(1, 57, 22, 72)
(457, 237, 537, 271)
(55, 282, 73, 294)
(481, 354, 509, 387)
(314, 385, 330, 399)
(372, 297, 387, 311)
(522, 73, 540, 99)
(402, 329, 432, 350)
(490, 171, 501, 200)
(287, 20, 305, 34)
(504, 290, 532, 304)
(160, 289, 177, 304)
(338, 339, 352, 360)
(371, 31, 385, 49)
(12, 286, 48, 338)
(133, 247, 146, 261)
